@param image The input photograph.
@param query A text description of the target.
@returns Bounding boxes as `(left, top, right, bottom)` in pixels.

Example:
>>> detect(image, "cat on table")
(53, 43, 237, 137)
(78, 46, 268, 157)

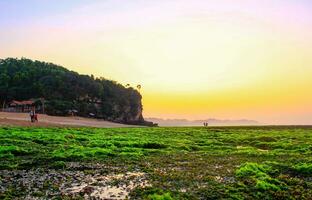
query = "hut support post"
(2, 100, 5, 111)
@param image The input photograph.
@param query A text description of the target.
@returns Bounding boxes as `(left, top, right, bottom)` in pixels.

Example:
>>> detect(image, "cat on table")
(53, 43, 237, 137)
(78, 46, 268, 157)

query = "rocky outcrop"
(0, 58, 151, 125)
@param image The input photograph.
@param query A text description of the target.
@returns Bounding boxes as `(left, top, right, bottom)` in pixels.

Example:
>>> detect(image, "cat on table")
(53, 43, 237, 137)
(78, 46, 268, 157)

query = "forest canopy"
(0, 58, 145, 124)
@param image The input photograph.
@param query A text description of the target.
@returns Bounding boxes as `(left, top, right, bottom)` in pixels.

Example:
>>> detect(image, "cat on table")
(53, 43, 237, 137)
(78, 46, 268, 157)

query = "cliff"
(0, 58, 146, 125)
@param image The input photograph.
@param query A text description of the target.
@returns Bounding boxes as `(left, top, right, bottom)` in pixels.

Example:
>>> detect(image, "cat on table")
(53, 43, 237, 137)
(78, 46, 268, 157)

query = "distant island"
(146, 118, 260, 126)
(0, 58, 154, 126)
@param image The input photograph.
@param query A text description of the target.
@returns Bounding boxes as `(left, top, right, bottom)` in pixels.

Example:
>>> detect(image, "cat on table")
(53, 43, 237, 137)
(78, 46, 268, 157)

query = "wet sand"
(0, 112, 139, 128)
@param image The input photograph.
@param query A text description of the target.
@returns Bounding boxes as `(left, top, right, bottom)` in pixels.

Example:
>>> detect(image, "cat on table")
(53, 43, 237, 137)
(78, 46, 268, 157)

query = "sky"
(0, 0, 312, 124)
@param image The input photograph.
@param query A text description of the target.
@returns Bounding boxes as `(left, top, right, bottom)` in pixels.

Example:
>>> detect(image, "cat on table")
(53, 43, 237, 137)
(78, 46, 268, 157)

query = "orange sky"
(1, 0, 312, 124)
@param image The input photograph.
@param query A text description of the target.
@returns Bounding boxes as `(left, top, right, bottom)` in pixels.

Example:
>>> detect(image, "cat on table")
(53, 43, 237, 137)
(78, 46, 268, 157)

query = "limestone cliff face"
(131, 103, 144, 122)
(107, 96, 144, 124)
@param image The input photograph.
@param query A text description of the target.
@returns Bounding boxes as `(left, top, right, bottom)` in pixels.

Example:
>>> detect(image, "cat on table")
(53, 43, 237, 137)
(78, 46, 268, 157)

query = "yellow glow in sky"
(1, 0, 312, 124)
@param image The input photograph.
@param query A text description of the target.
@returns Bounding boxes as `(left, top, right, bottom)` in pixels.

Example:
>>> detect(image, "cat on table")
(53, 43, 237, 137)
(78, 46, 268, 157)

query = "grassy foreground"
(0, 126, 312, 199)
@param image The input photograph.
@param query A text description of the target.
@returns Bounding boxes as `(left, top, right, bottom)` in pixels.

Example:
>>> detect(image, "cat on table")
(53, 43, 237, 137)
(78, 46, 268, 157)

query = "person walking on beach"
(29, 106, 38, 123)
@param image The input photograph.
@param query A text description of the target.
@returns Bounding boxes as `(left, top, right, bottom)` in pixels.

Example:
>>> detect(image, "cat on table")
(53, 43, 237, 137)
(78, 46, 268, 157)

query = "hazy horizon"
(1, 0, 312, 125)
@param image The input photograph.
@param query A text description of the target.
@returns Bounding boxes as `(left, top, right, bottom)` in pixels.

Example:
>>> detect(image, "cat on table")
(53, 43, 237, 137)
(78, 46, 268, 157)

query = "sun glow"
(1, 0, 312, 124)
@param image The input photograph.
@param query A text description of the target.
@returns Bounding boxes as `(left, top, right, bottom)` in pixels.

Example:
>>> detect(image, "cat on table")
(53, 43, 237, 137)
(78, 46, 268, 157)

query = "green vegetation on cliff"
(0, 58, 144, 124)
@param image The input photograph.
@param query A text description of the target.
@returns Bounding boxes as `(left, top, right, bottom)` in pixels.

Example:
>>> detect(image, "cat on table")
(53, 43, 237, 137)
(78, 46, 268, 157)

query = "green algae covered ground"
(0, 126, 312, 199)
